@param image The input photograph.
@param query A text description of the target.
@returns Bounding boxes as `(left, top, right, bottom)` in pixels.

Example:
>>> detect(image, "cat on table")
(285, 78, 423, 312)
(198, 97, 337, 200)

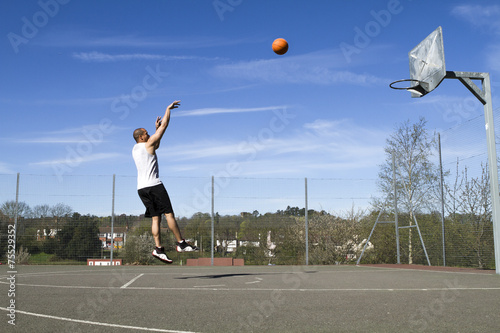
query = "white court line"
(356, 266, 495, 275)
(2, 280, 500, 292)
(245, 277, 263, 284)
(121, 273, 144, 289)
(0, 269, 92, 279)
(0, 307, 197, 333)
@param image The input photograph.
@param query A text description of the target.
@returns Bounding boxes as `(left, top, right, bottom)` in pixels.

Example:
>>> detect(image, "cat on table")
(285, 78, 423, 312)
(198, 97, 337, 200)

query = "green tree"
(56, 216, 101, 261)
(124, 232, 155, 265)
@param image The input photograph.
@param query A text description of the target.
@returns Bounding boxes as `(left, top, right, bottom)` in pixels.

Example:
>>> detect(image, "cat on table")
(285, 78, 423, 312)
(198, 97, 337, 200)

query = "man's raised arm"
(146, 100, 180, 152)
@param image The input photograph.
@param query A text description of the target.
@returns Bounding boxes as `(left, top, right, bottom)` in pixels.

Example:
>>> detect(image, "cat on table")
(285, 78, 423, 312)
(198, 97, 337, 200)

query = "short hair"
(133, 128, 145, 142)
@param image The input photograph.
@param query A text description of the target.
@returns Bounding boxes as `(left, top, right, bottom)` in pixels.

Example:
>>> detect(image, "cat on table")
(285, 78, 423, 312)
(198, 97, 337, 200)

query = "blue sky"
(2, 1, 500, 216)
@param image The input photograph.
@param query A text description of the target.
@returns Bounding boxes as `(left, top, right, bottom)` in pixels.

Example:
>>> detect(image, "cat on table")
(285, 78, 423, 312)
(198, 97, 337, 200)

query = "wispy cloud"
(72, 51, 212, 62)
(174, 105, 288, 117)
(486, 44, 500, 72)
(164, 118, 387, 176)
(17, 124, 123, 144)
(37, 30, 262, 49)
(451, 5, 500, 34)
(0, 162, 15, 174)
(211, 49, 384, 85)
(32, 153, 123, 167)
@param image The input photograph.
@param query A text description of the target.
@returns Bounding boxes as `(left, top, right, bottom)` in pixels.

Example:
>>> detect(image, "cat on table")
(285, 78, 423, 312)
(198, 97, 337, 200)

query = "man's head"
(133, 128, 149, 143)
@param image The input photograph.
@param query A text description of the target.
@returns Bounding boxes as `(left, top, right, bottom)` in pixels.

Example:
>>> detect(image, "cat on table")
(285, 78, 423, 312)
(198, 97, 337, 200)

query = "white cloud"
(38, 29, 261, 49)
(72, 51, 210, 62)
(163, 118, 387, 177)
(0, 162, 15, 174)
(174, 105, 288, 117)
(73, 52, 167, 62)
(486, 44, 500, 72)
(18, 124, 121, 144)
(165, 141, 244, 161)
(451, 5, 500, 34)
(32, 153, 123, 167)
(211, 49, 384, 85)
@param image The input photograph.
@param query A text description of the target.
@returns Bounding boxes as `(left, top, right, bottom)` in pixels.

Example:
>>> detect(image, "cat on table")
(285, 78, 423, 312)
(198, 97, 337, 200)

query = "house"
(36, 228, 60, 241)
(216, 230, 276, 257)
(99, 227, 127, 249)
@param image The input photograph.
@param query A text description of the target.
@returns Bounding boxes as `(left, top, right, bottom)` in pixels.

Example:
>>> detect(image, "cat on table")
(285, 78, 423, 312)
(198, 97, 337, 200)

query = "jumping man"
(132, 100, 198, 263)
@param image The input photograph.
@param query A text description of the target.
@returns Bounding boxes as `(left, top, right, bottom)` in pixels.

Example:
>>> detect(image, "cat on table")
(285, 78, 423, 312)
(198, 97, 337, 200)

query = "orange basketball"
(272, 38, 288, 55)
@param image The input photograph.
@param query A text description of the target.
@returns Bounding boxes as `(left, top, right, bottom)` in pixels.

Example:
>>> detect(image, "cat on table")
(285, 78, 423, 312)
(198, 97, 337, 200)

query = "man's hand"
(155, 101, 179, 129)
(167, 100, 181, 111)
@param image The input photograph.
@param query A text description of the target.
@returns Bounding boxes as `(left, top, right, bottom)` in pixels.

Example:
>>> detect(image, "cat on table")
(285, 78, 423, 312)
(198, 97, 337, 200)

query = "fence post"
(393, 154, 400, 264)
(438, 133, 446, 266)
(482, 75, 500, 275)
(110, 174, 115, 265)
(305, 177, 309, 266)
(211, 176, 214, 266)
(14, 173, 20, 241)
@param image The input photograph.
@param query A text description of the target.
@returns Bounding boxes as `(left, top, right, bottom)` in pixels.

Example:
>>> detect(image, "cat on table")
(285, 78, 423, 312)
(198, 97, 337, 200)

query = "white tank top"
(132, 143, 162, 189)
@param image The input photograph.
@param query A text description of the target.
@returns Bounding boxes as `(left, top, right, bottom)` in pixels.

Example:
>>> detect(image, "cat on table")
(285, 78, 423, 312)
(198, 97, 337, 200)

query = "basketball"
(272, 38, 288, 55)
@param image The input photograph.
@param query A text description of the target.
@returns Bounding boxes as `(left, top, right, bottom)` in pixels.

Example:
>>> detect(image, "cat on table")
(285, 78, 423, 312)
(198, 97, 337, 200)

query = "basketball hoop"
(389, 79, 422, 90)
(390, 26, 446, 98)
(389, 79, 427, 97)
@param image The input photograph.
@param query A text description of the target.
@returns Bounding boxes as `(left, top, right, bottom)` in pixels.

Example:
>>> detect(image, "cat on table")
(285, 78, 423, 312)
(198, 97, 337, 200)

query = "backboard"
(408, 26, 446, 97)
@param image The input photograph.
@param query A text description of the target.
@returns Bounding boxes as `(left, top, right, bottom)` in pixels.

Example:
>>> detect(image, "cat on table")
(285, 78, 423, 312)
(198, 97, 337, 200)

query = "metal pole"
(110, 174, 115, 265)
(305, 177, 309, 266)
(438, 133, 446, 266)
(393, 154, 400, 264)
(413, 215, 431, 266)
(356, 209, 383, 265)
(482, 74, 500, 275)
(13, 173, 20, 242)
(211, 176, 214, 266)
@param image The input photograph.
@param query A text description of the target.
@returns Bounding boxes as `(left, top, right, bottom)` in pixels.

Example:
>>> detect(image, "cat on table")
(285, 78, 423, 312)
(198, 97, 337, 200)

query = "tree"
(1, 201, 30, 219)
(32, 204, 51, 218)
(276, 207, 366, 265)
(51, 203, 72, 218)
(376, 117, 440, 264)
(55, 216, 101, 261)
(124, 233, 156, 264)
(444, 163, 494, 268)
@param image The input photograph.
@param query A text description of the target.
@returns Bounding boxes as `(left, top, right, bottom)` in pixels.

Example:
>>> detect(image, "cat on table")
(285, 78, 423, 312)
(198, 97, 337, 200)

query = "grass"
(28, 252, 85, 265)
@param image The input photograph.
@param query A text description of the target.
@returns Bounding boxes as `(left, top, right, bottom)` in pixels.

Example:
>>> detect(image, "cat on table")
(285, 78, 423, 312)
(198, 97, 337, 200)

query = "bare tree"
(376, 117, 440, 264)
(50, 203, 72, 218)
(285, 206, 365, 265)
(0, 201, 30, 219)
(32, 204, 52, 218)
(445, 163, 492, 268)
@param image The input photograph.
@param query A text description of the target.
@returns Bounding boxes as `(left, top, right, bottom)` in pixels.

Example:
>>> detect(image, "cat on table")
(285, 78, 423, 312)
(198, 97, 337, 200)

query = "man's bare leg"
(151, 215, 173, 263)
(165, 213, 183, 242)
(151, 215, 162, 247)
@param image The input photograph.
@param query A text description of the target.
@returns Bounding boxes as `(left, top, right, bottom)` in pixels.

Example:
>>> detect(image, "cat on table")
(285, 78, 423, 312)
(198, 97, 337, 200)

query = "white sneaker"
(176, 240, 199, 252)
(152, 247, 173, 264)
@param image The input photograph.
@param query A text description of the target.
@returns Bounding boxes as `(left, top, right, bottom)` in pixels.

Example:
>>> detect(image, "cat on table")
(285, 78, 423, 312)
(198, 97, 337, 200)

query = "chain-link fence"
(1, 112, 499, 269)
(0, 173, 379, 266)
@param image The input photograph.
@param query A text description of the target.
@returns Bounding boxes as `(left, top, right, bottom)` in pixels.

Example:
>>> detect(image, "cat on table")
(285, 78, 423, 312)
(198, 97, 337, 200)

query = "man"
(132, 100, 198, 264)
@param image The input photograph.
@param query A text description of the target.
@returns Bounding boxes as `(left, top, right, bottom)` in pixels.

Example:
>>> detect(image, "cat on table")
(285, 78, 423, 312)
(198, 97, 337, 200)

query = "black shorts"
(137, 184, 174, 218)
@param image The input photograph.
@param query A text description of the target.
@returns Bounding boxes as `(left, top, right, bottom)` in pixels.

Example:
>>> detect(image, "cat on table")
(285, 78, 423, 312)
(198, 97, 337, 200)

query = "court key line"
(121, 273, 144, 289)
(2, 279, 500, 292)
(0, 307, 198, 333)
